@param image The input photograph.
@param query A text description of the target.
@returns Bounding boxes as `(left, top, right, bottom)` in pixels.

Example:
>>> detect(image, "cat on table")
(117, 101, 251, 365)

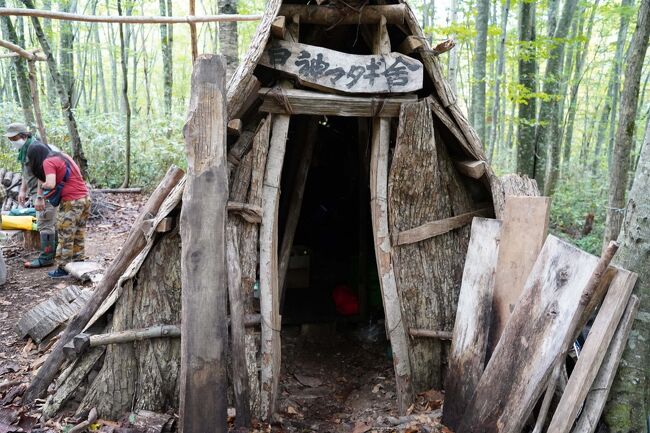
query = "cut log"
(226, 226, 252, 427)
(227, 119, 243, 136)
(278, 118, 318, 303)
(442, 218, 501, 431)
(486, 196, 550, 358)
(455, 160, 486, 179)
(570, 295, 641, 433)
(41, 348, 105, 420)
(370, 16, 414, 414)
(154, 217, 174, 233)
(25, 164, 184, 403)
(259, 40, 423, 94)
(277, 4, 407, 25)
(259, 88, 416, 117)
(63, 261, 103, 282)
(130, 410, 175, 433)
(547, 268, 637, 433)
(179, 54, 229, 433)
(271, 16, 285, 39)
(394, 207, 491, 246)
(457, 236, 606, 433)
(227, 202, 263, 224)
(491, 173, 540, 219)
(259, 17, 298, 420)
(408, 329, 453, 340)
(398, 35, 425, 54)
(16, 285, 93, 343)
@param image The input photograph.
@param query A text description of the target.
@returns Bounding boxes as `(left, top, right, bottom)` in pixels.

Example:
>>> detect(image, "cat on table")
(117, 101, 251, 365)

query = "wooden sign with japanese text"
(260, 40, 423, 94)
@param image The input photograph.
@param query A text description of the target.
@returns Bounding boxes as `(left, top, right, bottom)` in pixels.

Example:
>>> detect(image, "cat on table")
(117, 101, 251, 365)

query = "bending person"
(4, 123, 58, 268)
(27, 144, 91, 279)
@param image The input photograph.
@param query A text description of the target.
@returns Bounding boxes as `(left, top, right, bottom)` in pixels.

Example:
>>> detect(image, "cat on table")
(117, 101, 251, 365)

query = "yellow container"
(1, 215, 37, 231)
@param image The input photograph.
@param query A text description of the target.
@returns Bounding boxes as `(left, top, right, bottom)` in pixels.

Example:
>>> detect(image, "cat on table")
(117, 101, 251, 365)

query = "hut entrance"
(278, 115, 381, 325)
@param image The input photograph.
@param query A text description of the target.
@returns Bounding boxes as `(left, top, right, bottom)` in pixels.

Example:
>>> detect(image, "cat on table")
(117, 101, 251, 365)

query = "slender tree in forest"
(58, 0, 76, 107)
(470, 0, 488, 144)
(218, 0, 238, 80)
(603, 0, 650, 249)
(117, 0, 131, 188)
(516, 0, 536, 177)
(487, 0, 510, 163)
(534, 0, 579, 194)
(159, 0, 173, 120)
(603, 110, 650, 433)
(447, 0, 459, 93)
(20, 0, 87, 178)
(592, 0, 635, 173)
(562, 1, 599, 171)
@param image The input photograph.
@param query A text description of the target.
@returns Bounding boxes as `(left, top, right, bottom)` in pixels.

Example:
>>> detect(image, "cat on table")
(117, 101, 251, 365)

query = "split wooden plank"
(259, 40, 423, 94)
(370, 16, 413, 415)
(442, 217, 501, 431)
(227, 119, 242, 136)
(486, 196, 550, 358)
(16, 285, 92, 343)
(278, 118, 318, 300)
(426, 96, 477, 160)
(570, 295, 641, 433)
(226, 226, 252, 427)
(398, 35, 425, 54)
(457, 236, 602, 433)
(179, 54, 229, 433)
(394, 207, 491, 246)
(271, 16, 286, 39)
(547, 268, 637, 433)
(455, 160, 486, 179)
(25, 165, 185, 402)
(259, 88, 416, 117)
(259, 17, 298, 421)
(277, 4, 406, 25)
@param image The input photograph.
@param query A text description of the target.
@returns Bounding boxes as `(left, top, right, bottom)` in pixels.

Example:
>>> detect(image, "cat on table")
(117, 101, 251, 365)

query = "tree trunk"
(535, 0, 579, 194)
(447, 0, 459, 94)
(0, 0, 35, 127)
(516, 0, 536, 177)
(58, 0, 76, 108)
(603, 0, 650, 249)
(592, 0, 634, 173)
(159, 0, 172, 121)
(218, 0, 238, 81)
(389, 100, 473, 391)
(487, 0, 510, 163)
(603, 111, 650, 432)
(117, 0, 131, 189)
(78, 233, 182, 418)
(470, 0, 488, 144)
(20, 0, 88, 178)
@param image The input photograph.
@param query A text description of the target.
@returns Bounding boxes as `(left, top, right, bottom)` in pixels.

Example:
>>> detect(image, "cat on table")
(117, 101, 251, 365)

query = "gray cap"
(4, 123, 29, 138)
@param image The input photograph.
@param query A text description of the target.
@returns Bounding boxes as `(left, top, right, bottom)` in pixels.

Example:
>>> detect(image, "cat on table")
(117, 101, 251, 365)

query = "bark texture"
(603, 0, 650, 248)
(219, 0, 238, 80)
(603, 111, 650, 432)
(470, 0, 489, 143)
(389, 100, 473, 390)
(78, 233, 181, 419)
(516, 0, 536, 177)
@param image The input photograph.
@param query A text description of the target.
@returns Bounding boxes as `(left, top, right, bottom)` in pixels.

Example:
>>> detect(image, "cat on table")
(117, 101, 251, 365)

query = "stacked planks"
(443, 196, 639, 433)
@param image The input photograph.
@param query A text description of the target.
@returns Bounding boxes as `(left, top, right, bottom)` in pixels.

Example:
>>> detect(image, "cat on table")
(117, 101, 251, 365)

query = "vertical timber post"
(180, 54, 228, 433)
(259, 15, 299, 420)
(369, 16, 414, 414)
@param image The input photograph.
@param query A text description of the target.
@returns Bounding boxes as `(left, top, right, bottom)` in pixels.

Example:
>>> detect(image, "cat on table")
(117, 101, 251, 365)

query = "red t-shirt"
(43, 155, 89, 201)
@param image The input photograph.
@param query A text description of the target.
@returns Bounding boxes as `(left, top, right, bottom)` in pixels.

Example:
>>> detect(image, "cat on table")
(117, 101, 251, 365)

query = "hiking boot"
(24, 232, 56, 268)
(48, 267, 70, 279)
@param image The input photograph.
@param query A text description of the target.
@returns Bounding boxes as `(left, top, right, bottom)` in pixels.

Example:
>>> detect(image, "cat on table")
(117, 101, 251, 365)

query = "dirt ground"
(0, 193, 446, 433)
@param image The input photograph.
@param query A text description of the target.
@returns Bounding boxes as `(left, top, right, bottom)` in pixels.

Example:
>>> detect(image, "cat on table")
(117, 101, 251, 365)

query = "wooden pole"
(277, 4, 407, 25)
(278, 117, 318, 305)
(24, 165, 185, 403)
(0, 38, 45, 60)
(188, 0, 198, 61)
(0, 8, 261, 24)
(179, 54, 229, 433)
(369, 15, 414, 415)
(27, 59, 47, 144)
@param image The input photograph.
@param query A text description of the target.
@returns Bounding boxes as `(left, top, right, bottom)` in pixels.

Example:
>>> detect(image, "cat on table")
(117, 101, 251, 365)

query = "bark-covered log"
(78, 232, 181, 419)
(388, 99, 473, 391)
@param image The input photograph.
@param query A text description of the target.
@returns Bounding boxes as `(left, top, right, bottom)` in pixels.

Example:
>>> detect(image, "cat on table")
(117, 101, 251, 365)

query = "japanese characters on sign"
(260, 40, 424, 94)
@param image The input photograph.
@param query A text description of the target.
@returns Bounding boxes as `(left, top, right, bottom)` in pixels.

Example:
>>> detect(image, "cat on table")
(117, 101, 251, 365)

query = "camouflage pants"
(56, 196, 91, 267)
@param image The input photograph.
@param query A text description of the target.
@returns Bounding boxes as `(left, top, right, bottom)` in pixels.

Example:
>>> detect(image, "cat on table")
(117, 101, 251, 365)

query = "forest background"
(0, 0, 647, 256)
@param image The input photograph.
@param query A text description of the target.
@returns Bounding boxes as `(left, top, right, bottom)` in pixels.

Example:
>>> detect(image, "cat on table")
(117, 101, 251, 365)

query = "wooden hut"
(31, 0, 531, 424)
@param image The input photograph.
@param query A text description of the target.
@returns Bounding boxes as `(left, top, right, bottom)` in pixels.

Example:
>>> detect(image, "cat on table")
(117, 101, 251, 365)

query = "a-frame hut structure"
(28, 0, 532, 425)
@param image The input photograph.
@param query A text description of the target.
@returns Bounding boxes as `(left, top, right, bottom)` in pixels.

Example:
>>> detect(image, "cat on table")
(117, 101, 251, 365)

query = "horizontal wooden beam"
(259, 88, 416, 118)
(394, 207, 492, 246)
(278, 4, 406, 25)
(0, 8, 262, 24)
(455, 160, 487, 179)
(0, 39, 44, 61)
(409, 328, 453, 340)
(398, 36, 424, 55)
(227, 201, 262, 224)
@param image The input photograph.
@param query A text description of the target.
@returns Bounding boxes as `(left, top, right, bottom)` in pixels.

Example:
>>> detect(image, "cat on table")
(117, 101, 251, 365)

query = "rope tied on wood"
(267, 86, 294, 115)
